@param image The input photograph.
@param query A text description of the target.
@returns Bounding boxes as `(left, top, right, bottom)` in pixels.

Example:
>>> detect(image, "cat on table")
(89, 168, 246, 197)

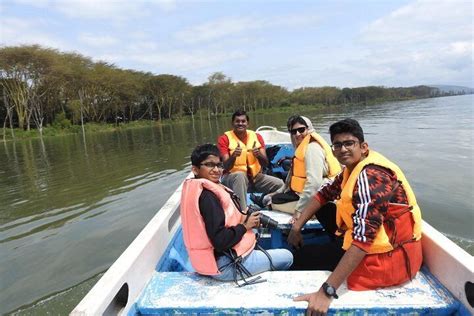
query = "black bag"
(272, 191, 299, 204)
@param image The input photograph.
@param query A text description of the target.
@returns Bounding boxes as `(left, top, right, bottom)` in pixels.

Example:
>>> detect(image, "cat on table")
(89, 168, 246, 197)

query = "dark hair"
(231, 109, 249, 122)
(329, 118, 365, 142)
(191, 143, 221, 166)
(287, 115, 308, 131)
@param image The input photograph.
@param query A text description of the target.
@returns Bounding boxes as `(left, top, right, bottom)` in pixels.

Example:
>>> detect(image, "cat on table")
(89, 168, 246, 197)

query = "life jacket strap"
(383, 178, 417, 280)
(222, 250, 266, 287)
(256, 243, 276, 271)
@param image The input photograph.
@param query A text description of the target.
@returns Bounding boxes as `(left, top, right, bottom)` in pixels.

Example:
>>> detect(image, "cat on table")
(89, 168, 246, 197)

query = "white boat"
(71, 126, 474, 315)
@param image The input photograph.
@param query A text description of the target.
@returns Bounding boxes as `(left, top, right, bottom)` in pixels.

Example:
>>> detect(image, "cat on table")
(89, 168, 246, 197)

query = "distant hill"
(428, 85, 474, 94)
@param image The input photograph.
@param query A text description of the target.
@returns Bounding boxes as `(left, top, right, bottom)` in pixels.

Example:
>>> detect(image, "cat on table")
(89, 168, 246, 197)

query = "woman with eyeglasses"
(180, 143, 293, 284)
(267, 115, 341, 222)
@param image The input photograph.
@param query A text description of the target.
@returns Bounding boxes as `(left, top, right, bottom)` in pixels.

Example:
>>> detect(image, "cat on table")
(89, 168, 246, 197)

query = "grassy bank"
(0, 104, 312, 142)
(0, 97, 429, 142)
(0, 120, 169, 142)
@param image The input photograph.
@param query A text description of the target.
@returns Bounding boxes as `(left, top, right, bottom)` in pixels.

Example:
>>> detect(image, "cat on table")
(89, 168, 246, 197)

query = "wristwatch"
(322, 282, 339, 299)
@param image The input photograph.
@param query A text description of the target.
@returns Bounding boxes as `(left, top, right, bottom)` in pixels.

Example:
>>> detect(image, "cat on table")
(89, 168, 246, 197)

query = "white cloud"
(176, 14, 320, 44)
(448, 41, 472, 56)
(150, 0, 177, 12)
(176, 16, 257, 43)
(78, 33, 120, 47)
(127, 49, 248, 72)
(354, 0, 473, 87)
(361, 0, 471, 45)
(2, 0, 471, 88)
(0, 17, 65, 48)
(56, 0, 143, 19)
(13, 0, 177, 20)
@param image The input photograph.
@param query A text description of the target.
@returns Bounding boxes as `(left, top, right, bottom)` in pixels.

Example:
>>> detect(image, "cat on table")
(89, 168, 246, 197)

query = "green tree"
(144, 74, 190, 122)
(205, 72, 233, 115)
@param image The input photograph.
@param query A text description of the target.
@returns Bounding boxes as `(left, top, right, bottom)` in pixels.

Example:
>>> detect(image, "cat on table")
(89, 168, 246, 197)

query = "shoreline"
(1, 95, 458, 142)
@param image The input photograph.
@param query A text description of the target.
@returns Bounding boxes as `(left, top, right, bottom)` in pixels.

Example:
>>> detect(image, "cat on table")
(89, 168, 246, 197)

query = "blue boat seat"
(157, 229, 195, 273)
(168, 246, 194, 273)
(136, 268, 459, 315)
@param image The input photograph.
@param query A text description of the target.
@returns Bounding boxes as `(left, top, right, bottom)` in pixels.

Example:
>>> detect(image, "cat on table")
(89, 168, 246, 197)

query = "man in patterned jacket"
(288, 118, 423, 315)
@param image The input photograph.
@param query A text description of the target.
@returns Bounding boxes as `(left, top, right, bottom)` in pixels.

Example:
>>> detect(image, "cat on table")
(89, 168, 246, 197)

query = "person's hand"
(294, 288, 332, 316)
(262, 194, 273, 206)
(287, 226, 303, 249)
(251, 141, 260, 157)
(242, 211, 260, 230)
(232, 143, 243, 157)
(289, 211, 301, 224)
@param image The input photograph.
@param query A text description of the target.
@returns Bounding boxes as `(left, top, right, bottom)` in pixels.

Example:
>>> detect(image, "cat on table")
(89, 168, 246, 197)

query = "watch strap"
(322, 282, 339, 299)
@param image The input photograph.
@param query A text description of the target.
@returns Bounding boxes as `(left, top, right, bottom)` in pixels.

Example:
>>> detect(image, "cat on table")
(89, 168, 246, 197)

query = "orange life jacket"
(180, 178, 256, 275)
(290, 132, 341, 193)
(225, 130, 262, 178)
(336, 150, 423, 290)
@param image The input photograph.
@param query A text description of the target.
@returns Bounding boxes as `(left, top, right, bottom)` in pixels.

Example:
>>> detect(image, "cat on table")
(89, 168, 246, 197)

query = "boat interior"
(130, 143, 469, 315)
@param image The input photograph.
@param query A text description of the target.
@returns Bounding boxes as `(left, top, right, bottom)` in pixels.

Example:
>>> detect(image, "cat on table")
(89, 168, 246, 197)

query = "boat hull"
(71, 128, 474, 315)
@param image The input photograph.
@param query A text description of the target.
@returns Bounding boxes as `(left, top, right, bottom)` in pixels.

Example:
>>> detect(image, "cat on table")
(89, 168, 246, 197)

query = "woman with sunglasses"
(268, 116, 341, 222)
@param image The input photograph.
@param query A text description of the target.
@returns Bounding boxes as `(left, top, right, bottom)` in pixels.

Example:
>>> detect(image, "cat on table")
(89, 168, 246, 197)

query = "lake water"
(0, 94, 473, 314)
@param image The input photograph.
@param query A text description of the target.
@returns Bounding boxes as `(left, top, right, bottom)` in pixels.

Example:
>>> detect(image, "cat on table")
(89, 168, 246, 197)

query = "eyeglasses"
(200, 162, 224, 169)
(331, 140, 359, 151)
(289, 127, 307, 135)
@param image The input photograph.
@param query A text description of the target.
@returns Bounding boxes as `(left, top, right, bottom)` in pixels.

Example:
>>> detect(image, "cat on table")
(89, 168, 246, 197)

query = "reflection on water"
(0, 95, 473, 314)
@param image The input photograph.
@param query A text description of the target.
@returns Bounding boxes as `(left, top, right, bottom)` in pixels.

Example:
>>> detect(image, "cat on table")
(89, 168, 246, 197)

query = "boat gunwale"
(70, 174, 190, 315)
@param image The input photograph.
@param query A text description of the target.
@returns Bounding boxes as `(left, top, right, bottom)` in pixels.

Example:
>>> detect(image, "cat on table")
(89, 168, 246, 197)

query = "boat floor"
(136, 268, 459, 315)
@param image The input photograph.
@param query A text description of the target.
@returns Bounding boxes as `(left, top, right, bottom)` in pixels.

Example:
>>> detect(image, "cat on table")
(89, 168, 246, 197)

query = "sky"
(0, 0, 472, 90)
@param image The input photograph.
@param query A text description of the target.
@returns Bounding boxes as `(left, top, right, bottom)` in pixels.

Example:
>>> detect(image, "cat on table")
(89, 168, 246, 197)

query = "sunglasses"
(289, 127, 307, 135)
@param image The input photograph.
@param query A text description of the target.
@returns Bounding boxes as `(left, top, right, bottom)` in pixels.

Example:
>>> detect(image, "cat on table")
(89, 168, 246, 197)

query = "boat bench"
(136, 269, 460, 315)
(259, 210, 325, 249)
(259, 210, 322, 230)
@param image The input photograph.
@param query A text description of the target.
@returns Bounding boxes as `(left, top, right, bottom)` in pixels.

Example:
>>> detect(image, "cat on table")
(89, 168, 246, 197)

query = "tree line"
(0, 45, 461, 138)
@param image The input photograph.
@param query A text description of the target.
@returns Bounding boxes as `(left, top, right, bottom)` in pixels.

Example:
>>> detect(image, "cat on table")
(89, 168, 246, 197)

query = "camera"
(246, 204, 278, 230)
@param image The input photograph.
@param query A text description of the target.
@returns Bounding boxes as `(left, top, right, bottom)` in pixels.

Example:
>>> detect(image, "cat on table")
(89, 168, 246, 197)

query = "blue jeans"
(212, 248, 293, 281)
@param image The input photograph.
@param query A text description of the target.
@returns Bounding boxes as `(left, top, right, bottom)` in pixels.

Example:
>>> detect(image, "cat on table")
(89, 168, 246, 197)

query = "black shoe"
(250, 193, 265, 208)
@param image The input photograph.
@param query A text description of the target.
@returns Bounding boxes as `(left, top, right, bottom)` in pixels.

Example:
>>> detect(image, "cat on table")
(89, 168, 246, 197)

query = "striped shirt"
(316, 165, 409, 251)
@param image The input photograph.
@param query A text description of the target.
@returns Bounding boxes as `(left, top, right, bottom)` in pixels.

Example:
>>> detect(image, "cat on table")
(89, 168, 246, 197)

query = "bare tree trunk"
(30, 93, 45, 138)
(26, 107, 32, 131)
(2, 93, 15, 140)
(213, 100, 219, 117)
(197, 97, 202, 121)
(8, 107, 14, 139)
(149, 102, 153, 120)
(207, 90, 212, 120)
(2, 112, 7, 142)
(80, 105, 85, 134)
(167, 97, 175, 120)
(78, 89, 86, 137)
(157, 102, 162, 123)
(189, 98, 195, 121)
(2, 80, 28, 130)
